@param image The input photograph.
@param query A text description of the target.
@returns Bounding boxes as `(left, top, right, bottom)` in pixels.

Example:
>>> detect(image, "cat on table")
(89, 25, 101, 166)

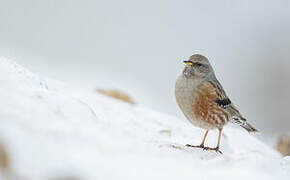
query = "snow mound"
(0, 58, 289, 180)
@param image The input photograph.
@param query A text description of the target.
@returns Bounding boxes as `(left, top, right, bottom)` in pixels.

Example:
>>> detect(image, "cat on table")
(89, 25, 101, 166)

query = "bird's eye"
(195, 63, 203, 67)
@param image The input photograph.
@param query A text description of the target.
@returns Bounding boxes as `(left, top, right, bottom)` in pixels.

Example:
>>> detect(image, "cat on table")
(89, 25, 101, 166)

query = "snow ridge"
(0, 58, 289, 180)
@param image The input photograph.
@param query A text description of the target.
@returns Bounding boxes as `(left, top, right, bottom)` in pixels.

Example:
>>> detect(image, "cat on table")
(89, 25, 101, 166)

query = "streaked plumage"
(175, 54, 258, 153)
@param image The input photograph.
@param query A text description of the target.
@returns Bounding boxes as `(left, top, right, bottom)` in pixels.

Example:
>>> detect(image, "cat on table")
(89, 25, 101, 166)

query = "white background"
(0, 0, 289, 138)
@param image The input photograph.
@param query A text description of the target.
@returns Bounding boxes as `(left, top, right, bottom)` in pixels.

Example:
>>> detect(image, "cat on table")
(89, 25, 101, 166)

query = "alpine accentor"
(175, 54, 258, 153)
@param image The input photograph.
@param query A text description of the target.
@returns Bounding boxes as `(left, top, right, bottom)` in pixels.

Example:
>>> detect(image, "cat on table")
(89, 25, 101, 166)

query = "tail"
(241, 122, 259, 133)
(232, 116, 259, 134)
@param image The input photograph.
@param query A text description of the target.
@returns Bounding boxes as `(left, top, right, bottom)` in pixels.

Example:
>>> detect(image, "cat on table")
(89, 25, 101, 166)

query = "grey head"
(183, 54, 214, 79)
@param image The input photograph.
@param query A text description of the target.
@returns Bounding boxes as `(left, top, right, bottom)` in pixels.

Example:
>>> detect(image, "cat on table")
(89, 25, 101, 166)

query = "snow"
(0, 57, 289, 180)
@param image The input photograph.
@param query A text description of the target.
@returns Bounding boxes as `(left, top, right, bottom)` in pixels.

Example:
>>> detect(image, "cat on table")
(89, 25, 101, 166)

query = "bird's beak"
(183, 61, 193, 66)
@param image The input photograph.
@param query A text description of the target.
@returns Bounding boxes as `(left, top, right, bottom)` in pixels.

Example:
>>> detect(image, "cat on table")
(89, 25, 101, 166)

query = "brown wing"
(209, 79, 244, 119)
(192, 82, 230, 127)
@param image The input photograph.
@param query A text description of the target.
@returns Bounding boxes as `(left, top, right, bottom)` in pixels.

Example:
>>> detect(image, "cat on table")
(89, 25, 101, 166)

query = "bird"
(175, 54, 258, 153)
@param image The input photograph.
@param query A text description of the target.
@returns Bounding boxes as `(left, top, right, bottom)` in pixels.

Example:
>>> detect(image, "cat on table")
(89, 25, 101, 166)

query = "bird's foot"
(186, 144, 222, 154)
(204, 147, 223, 154)
(186, 144, 205, 149)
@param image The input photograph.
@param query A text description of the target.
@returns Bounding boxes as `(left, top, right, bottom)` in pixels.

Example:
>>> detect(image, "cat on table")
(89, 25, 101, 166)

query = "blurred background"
(0, 0, 289, 142)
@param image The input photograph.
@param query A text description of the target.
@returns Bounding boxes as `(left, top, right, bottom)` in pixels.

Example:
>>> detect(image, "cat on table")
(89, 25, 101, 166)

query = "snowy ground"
(0, 58, 289, 180)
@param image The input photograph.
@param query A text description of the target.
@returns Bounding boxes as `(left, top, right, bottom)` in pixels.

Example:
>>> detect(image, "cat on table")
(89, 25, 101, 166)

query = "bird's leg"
(199, 130, 209, 148)
(186, 130, 209, 148)
(205, 129, 223, 154)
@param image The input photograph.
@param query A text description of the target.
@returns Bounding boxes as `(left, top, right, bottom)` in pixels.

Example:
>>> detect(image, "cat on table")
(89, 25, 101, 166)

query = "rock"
(97, 89, 135, 104)
(0, 142, 9, 172)
(277, 135, 290, 156)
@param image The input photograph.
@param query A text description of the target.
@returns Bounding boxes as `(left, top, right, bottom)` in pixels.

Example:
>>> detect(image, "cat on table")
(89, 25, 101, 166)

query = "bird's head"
(183, 54, 213, 79)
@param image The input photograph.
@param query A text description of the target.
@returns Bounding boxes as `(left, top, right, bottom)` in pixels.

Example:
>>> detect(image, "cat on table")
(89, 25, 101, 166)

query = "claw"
(205, 147, 223, 154)
(186, 144, 204, 148)
(216, 149, 223, 154)
(203, 147, 210, 151)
